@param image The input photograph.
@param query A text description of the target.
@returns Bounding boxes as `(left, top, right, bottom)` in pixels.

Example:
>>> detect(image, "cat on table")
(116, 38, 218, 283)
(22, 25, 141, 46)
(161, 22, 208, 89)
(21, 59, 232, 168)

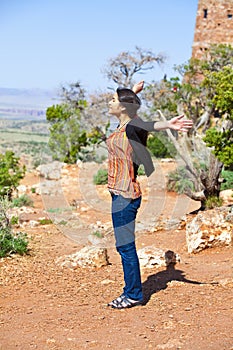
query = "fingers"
(183, 121, 193, 126)
(179, 122, 193, 132)
(180, 127, 190, 132)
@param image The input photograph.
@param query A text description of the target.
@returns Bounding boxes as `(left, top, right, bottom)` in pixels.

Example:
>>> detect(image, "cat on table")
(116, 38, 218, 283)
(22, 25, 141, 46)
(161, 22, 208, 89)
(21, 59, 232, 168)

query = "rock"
(160, 158, 175, 163)
(87, 233, 104, 245)
(220, 189, 233, 206)
(164, 218, 182, 230)
(16, 185, 27, 195)
(28, 220, 40, 228)
(36, 161, 64, 180)
(100, 279, 115, 285)
(56, 246, 109, 269)
(186, 207, 233, 253)
(33, 181, 63, 195)
(156, 339, 183, 349)
(138, 246, 180, 268)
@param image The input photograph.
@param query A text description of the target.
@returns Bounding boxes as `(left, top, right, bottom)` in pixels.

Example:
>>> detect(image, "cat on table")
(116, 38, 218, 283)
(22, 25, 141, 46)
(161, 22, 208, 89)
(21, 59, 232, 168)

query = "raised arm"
(132, 80, 144, 94)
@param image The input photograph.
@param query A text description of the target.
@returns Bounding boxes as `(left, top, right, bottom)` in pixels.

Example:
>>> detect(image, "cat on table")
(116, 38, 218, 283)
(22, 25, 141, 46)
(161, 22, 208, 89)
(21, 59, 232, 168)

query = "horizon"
(1, 0, 198, 93)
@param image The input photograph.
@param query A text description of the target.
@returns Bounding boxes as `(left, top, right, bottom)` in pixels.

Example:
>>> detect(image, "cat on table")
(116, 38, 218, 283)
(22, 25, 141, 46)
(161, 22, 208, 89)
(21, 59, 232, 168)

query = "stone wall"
(192, 0, 233, 59)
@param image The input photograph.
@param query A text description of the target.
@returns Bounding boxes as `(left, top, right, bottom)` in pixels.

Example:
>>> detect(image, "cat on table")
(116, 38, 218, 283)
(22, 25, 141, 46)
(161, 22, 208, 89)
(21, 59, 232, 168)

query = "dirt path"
(0, 164, 233, 350)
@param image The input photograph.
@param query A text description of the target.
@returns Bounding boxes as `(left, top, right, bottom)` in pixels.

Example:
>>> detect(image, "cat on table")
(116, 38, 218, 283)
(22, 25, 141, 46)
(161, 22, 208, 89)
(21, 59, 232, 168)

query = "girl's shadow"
(142, 251, 204, 305)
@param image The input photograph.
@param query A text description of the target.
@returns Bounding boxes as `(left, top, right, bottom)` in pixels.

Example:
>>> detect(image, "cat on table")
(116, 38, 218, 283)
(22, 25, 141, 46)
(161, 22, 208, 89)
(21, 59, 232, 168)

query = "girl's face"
(108, 93, 122, 117)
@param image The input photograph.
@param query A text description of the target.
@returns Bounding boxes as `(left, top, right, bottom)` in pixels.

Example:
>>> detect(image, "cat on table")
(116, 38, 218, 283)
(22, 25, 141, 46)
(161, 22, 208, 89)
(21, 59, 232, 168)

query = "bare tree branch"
(102, 46, 166, 87)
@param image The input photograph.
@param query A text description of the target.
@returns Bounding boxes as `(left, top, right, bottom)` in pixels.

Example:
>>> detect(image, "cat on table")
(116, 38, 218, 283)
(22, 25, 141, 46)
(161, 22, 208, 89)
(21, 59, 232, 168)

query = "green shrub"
(58, 220, 67, 225)
(92, 231, 103, 238)
(147, 133, 177, 158)
(137, 164, 146, 176)
(167, 166, 194, 194)
(0, 151, 26, 199)
(39, 218, 53, 225)
(221, 170, 233, 190)
(10, 216, 19, 225)
(12, 194, 33, 208)
(204, 196, 223, 209)
(0, 228, 28, 257)
(93, 168, 108, 185)
(0, 197, 28, 257)
(47, 207, 72, 213)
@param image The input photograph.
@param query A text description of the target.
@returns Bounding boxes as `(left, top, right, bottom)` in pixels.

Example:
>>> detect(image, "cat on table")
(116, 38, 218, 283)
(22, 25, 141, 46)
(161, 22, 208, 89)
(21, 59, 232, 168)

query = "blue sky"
(1, 0, 198, 93)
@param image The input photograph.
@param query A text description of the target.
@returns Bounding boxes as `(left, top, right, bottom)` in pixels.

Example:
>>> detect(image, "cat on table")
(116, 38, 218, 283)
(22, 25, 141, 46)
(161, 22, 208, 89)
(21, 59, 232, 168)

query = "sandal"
(107, 294, 125, 307)
(108, 295, 142, 309)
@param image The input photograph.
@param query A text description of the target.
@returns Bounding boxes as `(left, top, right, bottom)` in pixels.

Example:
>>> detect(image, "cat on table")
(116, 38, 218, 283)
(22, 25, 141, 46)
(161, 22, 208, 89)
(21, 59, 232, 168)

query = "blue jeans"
(111, 194, 143, 301)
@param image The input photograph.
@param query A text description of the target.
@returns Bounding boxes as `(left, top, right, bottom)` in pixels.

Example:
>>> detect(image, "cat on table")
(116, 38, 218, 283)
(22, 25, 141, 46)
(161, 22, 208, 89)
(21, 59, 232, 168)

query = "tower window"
(228, 14, 232, 19)
(203, 9, 208, 18)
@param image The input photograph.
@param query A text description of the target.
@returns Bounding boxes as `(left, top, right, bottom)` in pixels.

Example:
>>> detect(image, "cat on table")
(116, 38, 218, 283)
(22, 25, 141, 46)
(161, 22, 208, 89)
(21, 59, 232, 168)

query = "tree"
(0, 151, 26, 199)
(46, 103, 88, 163)
(144, 44, 233, 209)
(46, 82, 90, 163)
(203, 66, 233, 170)
(46, 82, 108, 163)
(46, 48, 167, 164)
(102, 46, 165, 88)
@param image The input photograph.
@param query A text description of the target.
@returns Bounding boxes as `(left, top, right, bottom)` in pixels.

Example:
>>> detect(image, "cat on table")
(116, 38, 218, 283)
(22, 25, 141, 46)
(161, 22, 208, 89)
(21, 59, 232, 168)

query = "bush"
(93, 168, 108, 185)
(221, 170, 233, 190)
(147, 133, 177, 158)
(92, 231, 103, 238)
(10, 216, 19, 225)
(39, 218, 53, 225)
(137, 164, 145, 176)
(167, 166, 194, 194)
(0, 228, 28, 257)
(11, 194, 33, 208)
(204, 196, 223, 209)
(0, 151, 26, 199)
(0, 197, 28, 257)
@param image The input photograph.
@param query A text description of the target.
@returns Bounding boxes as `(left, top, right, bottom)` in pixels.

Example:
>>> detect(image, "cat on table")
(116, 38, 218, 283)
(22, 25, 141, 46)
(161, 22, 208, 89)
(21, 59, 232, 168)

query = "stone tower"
(192, 0, 233, 59)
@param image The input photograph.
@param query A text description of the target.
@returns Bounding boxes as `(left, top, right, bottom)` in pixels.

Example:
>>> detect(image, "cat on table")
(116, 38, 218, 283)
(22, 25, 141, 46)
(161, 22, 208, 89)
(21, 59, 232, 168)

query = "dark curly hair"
(116, 87, 141, 118)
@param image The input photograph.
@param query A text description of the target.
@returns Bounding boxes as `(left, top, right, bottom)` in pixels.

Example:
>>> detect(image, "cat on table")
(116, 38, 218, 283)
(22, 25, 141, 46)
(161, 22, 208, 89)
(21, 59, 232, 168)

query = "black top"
(126, 117, 156, 177)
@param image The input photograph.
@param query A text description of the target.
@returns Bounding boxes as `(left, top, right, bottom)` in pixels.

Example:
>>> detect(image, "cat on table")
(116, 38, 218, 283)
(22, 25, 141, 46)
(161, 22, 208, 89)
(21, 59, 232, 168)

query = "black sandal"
(108, 295, 142, 309)
(107, 294, 125, 307)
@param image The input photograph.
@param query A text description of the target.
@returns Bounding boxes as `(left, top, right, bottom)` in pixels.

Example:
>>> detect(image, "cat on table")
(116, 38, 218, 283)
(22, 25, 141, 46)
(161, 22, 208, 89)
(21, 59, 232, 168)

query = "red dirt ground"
(0, 164, 232, 350)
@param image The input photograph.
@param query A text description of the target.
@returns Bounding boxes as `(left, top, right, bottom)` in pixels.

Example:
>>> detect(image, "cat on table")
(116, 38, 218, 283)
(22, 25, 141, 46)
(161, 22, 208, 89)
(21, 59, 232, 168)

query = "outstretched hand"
(168, 115, 193, 132)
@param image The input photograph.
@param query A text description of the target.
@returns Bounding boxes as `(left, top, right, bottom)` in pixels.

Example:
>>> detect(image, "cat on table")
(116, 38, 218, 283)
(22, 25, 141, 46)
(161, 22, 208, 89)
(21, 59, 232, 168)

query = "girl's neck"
(118, 113, 131, 128)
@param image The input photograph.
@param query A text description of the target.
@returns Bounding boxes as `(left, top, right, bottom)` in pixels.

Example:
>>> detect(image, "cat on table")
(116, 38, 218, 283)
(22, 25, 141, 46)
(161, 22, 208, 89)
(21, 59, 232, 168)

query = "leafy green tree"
(203, 66, 233, 169)
(46, 82, 88, 163)
(144, 44, 233, 209)
(46, 48, 167, 164)
(46, 103, 88, 163)
(0, 151, 26, 199)
(46, 82, 109, 163)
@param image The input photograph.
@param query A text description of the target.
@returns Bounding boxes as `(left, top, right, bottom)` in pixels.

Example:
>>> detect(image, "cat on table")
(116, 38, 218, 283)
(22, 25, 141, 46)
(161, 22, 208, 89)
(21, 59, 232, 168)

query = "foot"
(107, 294, 125, 307)
(108, 295, 142, 309)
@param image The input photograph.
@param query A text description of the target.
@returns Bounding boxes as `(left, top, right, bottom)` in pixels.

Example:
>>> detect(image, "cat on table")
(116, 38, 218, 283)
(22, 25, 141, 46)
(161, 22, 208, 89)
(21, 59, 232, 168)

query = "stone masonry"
(192, 0, 233, 59)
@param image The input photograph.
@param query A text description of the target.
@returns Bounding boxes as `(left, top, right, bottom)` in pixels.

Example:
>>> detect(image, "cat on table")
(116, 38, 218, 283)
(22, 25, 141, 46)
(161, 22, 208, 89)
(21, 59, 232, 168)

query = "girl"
(107, 83, 193, 309)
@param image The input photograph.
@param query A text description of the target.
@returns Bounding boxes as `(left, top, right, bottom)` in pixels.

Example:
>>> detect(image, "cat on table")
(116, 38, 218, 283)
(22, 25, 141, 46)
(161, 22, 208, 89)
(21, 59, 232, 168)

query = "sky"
(0, 0, 198, 94)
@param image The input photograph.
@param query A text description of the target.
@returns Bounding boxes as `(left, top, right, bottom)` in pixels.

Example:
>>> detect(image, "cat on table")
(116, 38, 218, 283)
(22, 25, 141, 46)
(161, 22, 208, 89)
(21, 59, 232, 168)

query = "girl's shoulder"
(127, 117, 155, 133)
